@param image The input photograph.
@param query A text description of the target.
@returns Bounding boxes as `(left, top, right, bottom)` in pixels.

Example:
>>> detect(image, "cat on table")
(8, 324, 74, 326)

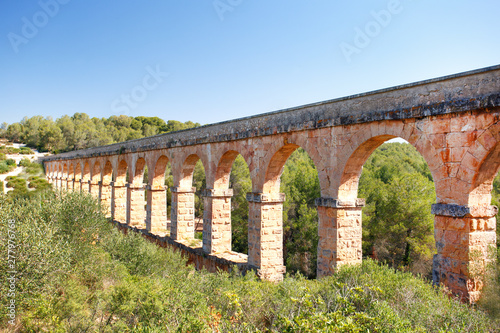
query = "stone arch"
(62, 163, 68, 178)
(466, 120, 500, 207)
(91, 161, 101, 183)
(133, 157, 146, 185)
(82, 161, 90, 182)
(152, 155, 169, 187)
(337, 132, 441, 201)
(75, 162, 82, 181)
(179, 154, 202, 189)
(102, 161, 113, 184)
(338, 134, 396, 201)
(214, 150, 240, 190)
(262, 143, 300, 194)
(68, 163, 74, 180)
(116, 160, 128, 186)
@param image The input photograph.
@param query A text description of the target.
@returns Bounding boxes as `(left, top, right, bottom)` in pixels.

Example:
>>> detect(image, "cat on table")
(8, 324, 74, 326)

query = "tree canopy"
(2, 114, 201, 153)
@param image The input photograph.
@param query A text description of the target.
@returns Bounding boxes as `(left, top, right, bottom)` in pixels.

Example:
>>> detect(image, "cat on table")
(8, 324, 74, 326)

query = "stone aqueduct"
(44, 65, 500, 301)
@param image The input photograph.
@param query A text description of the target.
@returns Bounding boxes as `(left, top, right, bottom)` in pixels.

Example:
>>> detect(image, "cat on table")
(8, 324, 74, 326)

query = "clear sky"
(1, 0, 499, 126)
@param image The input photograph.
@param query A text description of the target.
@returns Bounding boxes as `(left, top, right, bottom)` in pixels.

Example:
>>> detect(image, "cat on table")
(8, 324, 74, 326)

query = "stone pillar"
(81, 180, 91, 193)
(59, 178, 66, 191)
(77, 180, 84, 193)
(247, 192, 286, 282)
(145, 185, 168, 233)
(202, 189, 233, 254)
(126, 183, 146, 228)
(100, 181, 112, 218)
(90, 181, 100, 197)
(67, 178, 74, 191)
(432, 203, 497, 302)
(170, 187, 196, 241)
(111, 182, 127, 223)
(315, 198, 365, 278)
(55, 177, 62, 189)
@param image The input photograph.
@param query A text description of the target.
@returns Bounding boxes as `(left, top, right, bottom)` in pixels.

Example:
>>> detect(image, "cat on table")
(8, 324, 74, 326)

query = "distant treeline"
(0, 114, 200, 153)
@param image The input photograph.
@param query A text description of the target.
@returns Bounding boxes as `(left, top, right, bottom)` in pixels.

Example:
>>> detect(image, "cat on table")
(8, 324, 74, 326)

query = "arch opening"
(75, 163, 82, 181)
(82, 162, 90, 182)
(68, 164, 74, 181)
(354, 138, 437, 276)
(213, 151, 252, 254)
(279, 147, 321, 278)
(102, 161, 113, 185)
(116, 160, 128, 186)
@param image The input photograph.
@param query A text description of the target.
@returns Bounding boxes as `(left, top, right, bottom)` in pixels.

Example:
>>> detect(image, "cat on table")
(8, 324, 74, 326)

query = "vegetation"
(2, 158, 50, 197)
(359, 143, 436, 276)
(2, 114, 200, 153)
(0, 158, 16, 174)
(1, 191, 497, 332)
(0, 146, 34, 155)
(2, 113, 500, 327)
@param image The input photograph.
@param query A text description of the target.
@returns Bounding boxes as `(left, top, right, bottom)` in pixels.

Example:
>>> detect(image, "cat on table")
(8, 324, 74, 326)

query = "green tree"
(280, 148, 321, 278)
(359, 143, 436, 276)
(193, 160, 206, 218)
(6, 122, 23, 142)
(230, 155, 252, 253)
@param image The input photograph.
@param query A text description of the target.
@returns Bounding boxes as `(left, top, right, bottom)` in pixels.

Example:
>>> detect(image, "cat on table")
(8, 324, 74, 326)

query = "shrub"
(19, 159, 44, 175)
(0, 192, 496, 332)
(19, 147, 34, 155)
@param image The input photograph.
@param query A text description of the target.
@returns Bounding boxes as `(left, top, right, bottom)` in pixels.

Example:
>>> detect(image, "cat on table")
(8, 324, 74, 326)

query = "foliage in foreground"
(0, 192, 497, 332)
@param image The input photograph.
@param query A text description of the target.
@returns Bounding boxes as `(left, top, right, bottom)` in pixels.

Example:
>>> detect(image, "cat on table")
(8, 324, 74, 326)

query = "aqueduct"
(44, 65, 500, 302)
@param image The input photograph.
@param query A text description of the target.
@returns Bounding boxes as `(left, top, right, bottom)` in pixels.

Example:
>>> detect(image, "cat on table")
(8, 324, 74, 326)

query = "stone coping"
(315, 197, 366, 208)
(431, 203, 499, 218)
(246, 192, 286, 203)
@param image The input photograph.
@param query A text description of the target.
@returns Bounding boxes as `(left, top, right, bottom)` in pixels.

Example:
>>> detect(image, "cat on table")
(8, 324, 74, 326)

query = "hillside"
(0, 191, 498, 332)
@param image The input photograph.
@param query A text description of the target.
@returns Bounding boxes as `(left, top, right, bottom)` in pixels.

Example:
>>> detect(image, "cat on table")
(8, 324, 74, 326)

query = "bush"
(0, 192, 496, 332)
(19, 147, 34, 155)
(19, 159, 44, 175)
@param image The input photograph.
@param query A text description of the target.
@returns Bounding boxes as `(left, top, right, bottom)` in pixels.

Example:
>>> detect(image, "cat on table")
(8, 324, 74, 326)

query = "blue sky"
(1, 0, 499, 126)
